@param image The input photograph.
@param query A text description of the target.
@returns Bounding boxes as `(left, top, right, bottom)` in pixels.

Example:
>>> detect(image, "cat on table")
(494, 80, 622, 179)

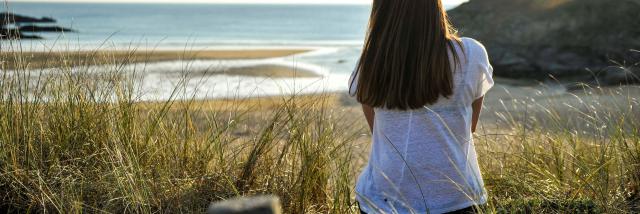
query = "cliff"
(449, 0, 640, 83)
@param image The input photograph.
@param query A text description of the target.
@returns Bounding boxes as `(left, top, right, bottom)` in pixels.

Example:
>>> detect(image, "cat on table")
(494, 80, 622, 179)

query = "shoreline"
(3, 48, 352, 100)
(1, 49, 310, 69)
(2, 49, 332, 78)
(8, 47, 628, 103)
(0, 48, 356, 101)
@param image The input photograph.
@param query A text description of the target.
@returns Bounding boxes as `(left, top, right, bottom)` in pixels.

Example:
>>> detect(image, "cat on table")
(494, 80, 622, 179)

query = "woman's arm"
(471, 97, 484, 133)
(362, 104, 375, 133)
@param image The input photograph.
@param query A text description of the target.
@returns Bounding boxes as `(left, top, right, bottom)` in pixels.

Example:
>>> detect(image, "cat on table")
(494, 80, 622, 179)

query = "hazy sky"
(11, 0, 468, 5)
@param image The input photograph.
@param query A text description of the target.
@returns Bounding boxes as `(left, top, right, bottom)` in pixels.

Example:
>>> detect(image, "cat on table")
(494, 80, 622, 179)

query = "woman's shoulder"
(460, 37, 484, 48)
(459, 37, 490, 63)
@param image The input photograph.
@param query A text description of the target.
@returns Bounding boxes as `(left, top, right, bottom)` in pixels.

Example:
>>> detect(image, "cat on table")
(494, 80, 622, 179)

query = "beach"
(120, 47, 639, 139)
(9, 47, 638, 127)
(3, 49, 312, 75)
(3, 48, 355, 100)
(7, 47, 638, 131)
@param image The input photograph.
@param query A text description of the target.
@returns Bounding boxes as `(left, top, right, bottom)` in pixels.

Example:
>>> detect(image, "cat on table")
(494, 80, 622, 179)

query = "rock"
(449, 0, 640, 84)
(0, 13, 72, 40)
(207, 196, 282, 214)
(18, 25, 76, 33)
(0, 12, 56, 26)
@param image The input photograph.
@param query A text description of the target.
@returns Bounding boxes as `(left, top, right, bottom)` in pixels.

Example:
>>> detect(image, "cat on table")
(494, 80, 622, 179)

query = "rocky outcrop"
(449, 0, 640, 83)
(0, 12, 55, 25)
(0, 12, 74, 40)
(18, 25, 75, 33)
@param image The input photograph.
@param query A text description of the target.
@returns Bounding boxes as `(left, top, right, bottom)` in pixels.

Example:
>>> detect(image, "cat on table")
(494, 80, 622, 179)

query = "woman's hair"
(353, 0, 462, 110)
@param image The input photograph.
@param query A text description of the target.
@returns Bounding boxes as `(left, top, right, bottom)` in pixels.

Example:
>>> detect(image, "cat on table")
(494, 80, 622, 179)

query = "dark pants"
(359, 206, 479, 214)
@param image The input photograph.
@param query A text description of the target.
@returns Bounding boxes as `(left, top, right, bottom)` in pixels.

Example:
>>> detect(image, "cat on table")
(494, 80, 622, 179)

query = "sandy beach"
(2, 49, 321, 77)
(9, 48, 638, 124)
(137, 63, 640, 139)
(5, 47, 639, 134)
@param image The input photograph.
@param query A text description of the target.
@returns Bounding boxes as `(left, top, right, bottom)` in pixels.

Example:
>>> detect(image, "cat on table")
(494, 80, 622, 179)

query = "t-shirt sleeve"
(471, 41, 494, 99)
(348, 67, 359, 97)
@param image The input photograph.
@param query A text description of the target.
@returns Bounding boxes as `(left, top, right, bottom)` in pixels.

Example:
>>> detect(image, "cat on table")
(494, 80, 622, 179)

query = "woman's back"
(349, 37, 494, 213)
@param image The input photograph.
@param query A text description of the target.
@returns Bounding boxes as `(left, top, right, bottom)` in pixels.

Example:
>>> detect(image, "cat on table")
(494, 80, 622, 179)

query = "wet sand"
(1, 49, 318, 77)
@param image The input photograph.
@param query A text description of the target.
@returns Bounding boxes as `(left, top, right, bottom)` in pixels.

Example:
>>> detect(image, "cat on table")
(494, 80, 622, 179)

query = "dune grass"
(0, 46, 361, 213)
(476, 84, 640, 213)
(0, 45, 639, 213)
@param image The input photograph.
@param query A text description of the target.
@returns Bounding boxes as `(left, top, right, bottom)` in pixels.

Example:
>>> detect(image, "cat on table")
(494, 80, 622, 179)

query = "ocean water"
(3, 2, 460, 100)
(5, 2, 372, 48)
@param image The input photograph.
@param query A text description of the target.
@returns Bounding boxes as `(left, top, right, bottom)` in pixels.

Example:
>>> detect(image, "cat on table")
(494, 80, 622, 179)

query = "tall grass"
(477, 82, 640, 213)
(1, 43, 639, 213)
(0, 45, 360, 213)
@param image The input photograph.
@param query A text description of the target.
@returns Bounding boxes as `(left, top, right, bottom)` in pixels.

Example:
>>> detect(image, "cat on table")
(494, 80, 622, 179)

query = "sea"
(2, 2, 461, 100)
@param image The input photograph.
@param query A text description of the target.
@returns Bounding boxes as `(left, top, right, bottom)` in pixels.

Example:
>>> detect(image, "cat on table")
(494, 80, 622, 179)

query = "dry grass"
(1, 44, 640, 213)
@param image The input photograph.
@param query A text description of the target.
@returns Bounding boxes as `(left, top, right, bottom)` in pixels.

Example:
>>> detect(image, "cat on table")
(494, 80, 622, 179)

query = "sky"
(10, 0, 468, 5)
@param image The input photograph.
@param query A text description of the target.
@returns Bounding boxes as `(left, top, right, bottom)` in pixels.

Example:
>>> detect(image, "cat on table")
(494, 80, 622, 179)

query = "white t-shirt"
(349, 37, 494, 214)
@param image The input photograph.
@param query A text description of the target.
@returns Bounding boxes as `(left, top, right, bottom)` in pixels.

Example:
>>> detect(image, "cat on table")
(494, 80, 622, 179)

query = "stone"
(207, 196, 282, 214)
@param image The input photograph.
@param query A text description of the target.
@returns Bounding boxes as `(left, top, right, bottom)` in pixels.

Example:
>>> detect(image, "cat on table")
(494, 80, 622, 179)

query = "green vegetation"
(0, 47, 639, 213)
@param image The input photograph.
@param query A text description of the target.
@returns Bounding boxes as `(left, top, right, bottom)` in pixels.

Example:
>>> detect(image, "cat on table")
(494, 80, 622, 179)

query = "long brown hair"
(353, 0, 462, 110)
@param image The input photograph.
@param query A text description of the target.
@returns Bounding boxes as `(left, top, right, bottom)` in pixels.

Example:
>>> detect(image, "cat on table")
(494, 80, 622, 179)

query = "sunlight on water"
(2, 2, 465, 100)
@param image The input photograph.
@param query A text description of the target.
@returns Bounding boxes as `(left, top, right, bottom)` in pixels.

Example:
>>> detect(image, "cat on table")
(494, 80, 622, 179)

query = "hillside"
(449, 0, 640, 82)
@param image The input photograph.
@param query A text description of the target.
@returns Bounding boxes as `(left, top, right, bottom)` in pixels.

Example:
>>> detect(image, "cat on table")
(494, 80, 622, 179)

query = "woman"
(348, 0, 494, 213)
